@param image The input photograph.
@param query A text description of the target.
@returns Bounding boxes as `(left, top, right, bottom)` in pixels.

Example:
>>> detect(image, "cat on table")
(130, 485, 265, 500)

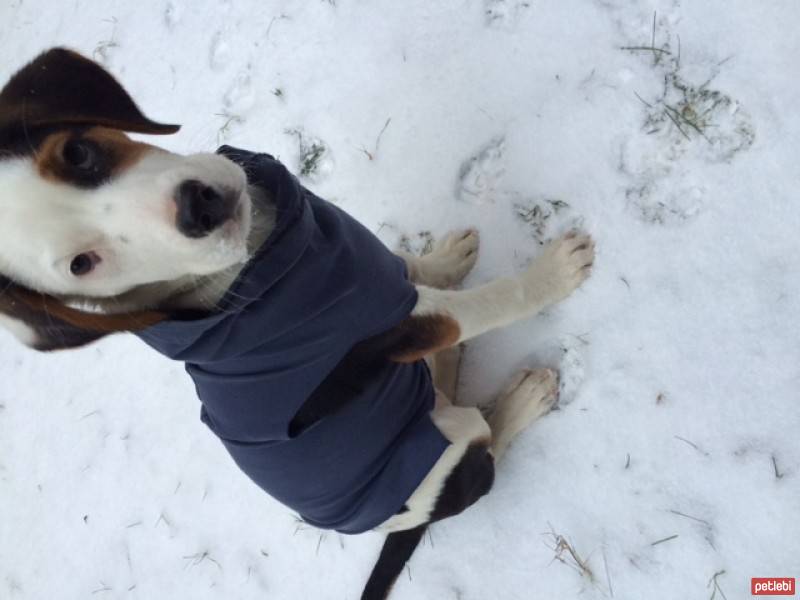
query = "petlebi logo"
(752, 578, 795, 596)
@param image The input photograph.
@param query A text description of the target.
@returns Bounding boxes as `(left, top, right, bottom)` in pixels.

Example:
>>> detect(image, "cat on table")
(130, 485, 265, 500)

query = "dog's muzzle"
(174, 179, 239, 238)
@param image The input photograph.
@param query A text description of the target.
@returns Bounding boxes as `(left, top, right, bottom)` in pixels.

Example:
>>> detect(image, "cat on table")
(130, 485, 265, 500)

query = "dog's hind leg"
(373, 368, 559, 538)
(431, 344, 462, 402)
(365, 394, 493, 599)
(364, 369, 559, 597)
(375, 393, 492, 534)
(488, 368, 558, 461)
(398, 229, 479, 289)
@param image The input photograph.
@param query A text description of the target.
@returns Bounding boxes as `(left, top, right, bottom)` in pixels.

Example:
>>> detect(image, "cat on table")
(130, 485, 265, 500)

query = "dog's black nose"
(174, 180, 237, 238)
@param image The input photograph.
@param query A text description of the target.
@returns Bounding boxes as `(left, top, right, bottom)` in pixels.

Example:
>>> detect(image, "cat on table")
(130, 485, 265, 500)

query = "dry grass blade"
(543, 525, 595, 582)
(771, 454, 784, 479)
(674, 435, 710, 456)
(634, 91, 653, 108)
(665, 104, 712, 143)
(182, 550, 222, 571)
(620, 46, 671, 55)
(91, 582, 112, 595)
(650, 534, 679, 546)
(708, 570, 728, 600)
(668, 509, 711, 526)
(663, 108, 690, 140)
(359, 117, 392, 160)
(602, 547, 613, 597)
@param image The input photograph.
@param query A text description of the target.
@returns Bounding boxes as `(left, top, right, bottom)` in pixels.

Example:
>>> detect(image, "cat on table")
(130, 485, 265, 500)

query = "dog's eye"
(70, 252, 100, 276)
(62, 140, 95, 170)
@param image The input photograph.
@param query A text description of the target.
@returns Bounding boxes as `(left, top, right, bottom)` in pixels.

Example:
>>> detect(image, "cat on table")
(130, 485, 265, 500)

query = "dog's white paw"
(490, 368, 559, 459)
(417, 229, 480, 288)
(502, 368, 559, 419)
(522, 231, 594, 306)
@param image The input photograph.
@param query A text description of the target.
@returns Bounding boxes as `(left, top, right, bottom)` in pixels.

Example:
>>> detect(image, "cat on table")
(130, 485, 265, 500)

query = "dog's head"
(0, 48, 252, 350)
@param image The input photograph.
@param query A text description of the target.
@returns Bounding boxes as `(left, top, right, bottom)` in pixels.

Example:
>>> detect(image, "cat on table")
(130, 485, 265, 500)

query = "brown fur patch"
(0, 275, 167, 350)
(85, 127, 154, 171)
(0, 48, 179, 138)
(36, 127, 154, 184)
(13, 287, 165, 332)
(386, 314, 461, 363)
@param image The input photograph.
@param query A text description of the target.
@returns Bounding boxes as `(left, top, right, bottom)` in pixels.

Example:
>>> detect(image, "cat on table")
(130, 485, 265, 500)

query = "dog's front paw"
(417, 228, 480, 288)
(522, 231, 594, 306)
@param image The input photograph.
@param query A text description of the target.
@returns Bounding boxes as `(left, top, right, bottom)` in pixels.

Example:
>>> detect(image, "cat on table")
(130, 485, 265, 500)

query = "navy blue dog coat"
(137, 147, 450, 534)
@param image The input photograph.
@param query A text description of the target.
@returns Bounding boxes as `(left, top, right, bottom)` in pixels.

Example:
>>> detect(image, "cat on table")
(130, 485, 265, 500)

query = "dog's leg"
(398, 229, 479, 289)
(488, 368, 558, 461)
(383, 232, 594, 363)
(365, 370, 558, 598)
(375, 368, 559, 535)
(402, 230, 476, 401)
(431, 344, 462, 402)
(375, 392, 492, 534)
(412, 231, 594, 345)
(363, 394, 492, 599)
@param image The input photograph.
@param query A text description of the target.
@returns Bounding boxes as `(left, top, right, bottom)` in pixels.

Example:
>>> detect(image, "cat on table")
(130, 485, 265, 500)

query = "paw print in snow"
(285, 128, 334, 182)
(164, 1, 182, 30)
(617, 10, 756, 226)
(457, 137, 506, 204)
(621, 69, 754, 226)
(224, 69, 255, 114)
(555, 335, 586, 406)
(624, 179, 706, 226)
(210, 32, 231, 70)
(639, 70, 756, 165)
(513, 197, 583, 245)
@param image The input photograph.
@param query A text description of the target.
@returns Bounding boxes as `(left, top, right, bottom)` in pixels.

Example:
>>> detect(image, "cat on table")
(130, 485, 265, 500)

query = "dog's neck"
(69, 184, 277, 316)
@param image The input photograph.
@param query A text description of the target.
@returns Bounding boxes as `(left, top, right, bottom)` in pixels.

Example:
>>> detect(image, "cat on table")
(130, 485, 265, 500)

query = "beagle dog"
(0, 49, 594, 599)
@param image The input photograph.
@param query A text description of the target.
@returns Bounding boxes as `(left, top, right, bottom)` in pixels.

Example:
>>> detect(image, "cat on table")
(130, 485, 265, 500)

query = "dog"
(0, 48, 595, 599)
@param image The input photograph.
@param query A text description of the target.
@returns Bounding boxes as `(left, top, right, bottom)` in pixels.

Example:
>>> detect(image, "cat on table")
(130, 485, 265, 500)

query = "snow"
(1, 0, 799, 598)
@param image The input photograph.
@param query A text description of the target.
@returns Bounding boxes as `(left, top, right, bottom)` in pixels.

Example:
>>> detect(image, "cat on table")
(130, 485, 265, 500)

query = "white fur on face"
(0, 150, 251, 299)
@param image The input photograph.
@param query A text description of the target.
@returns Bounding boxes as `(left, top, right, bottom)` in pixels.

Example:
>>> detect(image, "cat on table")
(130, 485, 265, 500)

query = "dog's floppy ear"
(0, 47, 180, 136)
(0, 276, 166, 352)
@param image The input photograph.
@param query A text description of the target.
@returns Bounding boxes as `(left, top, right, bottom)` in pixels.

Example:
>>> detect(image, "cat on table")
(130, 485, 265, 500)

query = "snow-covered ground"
(1, 1, 798, 598)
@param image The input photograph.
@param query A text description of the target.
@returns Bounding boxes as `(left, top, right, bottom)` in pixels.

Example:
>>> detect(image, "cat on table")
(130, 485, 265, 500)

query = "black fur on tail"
(360, 525, 427, 600)
(360, 443, 496, 599)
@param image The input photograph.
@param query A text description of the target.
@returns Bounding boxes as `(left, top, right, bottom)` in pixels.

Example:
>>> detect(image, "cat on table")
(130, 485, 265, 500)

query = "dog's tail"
(361, 525, 427, 600)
